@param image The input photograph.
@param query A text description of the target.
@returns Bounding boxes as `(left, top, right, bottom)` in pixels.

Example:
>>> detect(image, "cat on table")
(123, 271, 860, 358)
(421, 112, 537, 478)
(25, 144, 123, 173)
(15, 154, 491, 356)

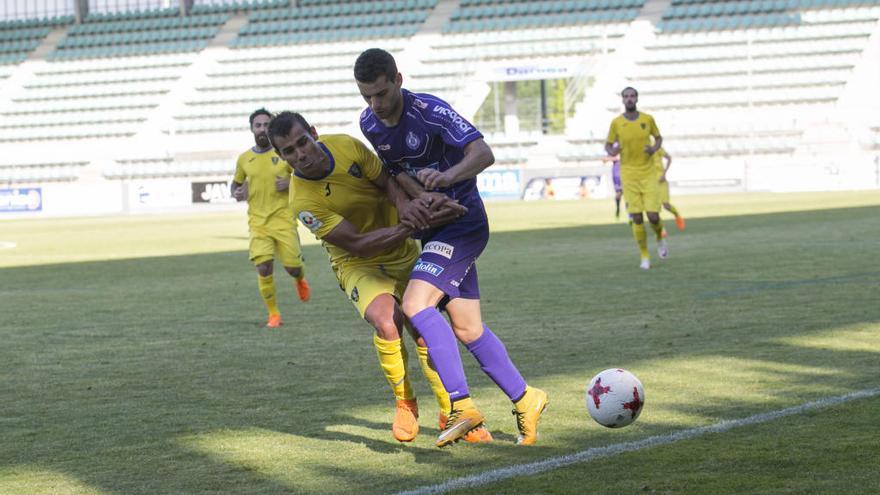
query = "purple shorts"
(612, 162, 622, 192)
(410, 216, 488, 300)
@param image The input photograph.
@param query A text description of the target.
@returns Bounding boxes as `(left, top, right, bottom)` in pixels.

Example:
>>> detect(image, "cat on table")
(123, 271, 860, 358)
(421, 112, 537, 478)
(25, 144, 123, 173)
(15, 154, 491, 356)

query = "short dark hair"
(267, 111, 312, 151)
(354, 48, 397, 83)
(621, 87, 638, 97)
(249, 108, 272, 126)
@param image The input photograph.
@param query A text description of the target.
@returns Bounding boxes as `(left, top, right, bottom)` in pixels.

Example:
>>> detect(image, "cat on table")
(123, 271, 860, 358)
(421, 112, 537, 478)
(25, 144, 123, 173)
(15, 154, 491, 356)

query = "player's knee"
(401, 298, 426, 319)
(450, 324, 482, 345)
(371, 316, 401, 340)
(256, 261, 273, 277)
(284, 266, 302, 278)
(647, 213, 660, 223)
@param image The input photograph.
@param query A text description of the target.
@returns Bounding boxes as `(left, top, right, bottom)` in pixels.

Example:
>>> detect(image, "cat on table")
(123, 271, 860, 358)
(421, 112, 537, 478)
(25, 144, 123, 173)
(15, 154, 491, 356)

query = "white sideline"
(395, 387, 880, 495)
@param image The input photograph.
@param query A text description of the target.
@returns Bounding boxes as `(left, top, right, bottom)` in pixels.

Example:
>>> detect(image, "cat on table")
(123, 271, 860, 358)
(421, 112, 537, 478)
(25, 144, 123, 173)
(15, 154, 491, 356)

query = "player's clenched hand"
(644, 145, 656, 155)
(416, 169, 453, 190)
(275, 176, 290, 191)
(659, 173, 667, 183)
(232, 182, 248, 201)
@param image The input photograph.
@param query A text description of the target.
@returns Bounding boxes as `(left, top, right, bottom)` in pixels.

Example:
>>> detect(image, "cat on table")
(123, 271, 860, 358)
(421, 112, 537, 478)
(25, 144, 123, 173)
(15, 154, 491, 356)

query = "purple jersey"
(360, 89, 485, 216)
(360, 88, 489, 299)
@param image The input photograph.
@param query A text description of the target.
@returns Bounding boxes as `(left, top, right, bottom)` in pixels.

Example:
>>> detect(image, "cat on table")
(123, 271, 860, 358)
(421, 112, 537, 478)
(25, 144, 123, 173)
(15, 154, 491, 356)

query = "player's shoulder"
(237, 148, 254, 162)
(407, 90, 452, 120)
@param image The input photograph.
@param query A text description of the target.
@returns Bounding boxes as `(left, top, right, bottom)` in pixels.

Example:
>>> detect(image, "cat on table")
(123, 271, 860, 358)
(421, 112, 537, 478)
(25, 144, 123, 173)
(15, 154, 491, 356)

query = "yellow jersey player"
(605, 87, 668, 270)
(231, 108, 310, 328)
(654, 147, 686, 232)
(267, 111, 491, 444)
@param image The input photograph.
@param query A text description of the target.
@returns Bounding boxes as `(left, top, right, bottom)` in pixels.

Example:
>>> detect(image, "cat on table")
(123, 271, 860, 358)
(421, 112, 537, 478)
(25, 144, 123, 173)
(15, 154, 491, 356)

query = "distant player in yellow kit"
(231, 108, 310, 328)
(653, 147, 686, 232)
(605, 87, 668, 270)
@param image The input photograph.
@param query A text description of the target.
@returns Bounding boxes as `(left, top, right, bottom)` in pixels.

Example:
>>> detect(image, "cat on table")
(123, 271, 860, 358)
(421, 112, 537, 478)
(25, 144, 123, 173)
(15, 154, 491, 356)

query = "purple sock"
(410, 307, 470, 401)
(465, 325, 527, 402)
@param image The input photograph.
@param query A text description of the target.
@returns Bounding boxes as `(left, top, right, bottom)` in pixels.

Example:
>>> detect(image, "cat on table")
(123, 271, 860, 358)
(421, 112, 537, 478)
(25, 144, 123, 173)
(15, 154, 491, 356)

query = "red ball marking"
(588, 377, 611, 408)
(622, 386, 643, 418)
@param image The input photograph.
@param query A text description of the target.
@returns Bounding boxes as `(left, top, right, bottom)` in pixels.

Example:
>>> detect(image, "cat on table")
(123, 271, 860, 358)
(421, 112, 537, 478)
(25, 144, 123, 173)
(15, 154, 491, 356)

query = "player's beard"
(255, 133, 270, 149)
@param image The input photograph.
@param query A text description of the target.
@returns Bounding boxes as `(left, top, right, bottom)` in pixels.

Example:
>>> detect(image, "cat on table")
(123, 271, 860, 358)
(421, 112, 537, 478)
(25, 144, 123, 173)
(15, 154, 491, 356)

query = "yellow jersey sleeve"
(293, 196, 344, 241)
(606, 120, 619, 146)
(233, 154, 247, 183)
(351, 136, 384, 182)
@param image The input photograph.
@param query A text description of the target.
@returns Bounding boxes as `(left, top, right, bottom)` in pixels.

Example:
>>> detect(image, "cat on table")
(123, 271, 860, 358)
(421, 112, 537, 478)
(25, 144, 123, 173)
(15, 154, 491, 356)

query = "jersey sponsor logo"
(423, 241, 454, 259)
(432, 105, 473, 133)
(348, 163, 362, 178)
(413, 98, 428, 109)
(298, 210, 323, 232)
(350, 286, 359, 302)
(413, 259, 444, 277)
(378, 144, 391, 151)
(406, 131, 420, 150)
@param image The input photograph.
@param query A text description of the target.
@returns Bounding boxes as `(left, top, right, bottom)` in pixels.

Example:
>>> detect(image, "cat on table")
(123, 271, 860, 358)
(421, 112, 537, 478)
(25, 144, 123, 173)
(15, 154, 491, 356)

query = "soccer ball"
(586, 368, 645, 428)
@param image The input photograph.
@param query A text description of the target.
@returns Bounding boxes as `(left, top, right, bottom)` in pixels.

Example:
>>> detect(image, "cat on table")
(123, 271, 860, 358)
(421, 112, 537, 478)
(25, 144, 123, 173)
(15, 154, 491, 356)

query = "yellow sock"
(631, 223, 649, 259)
(666, 204, 681, 217)
(257, 274, 279, 316)
(417, 346, 451, 415)
(373, 335, 414, 401)
(650, 220, 665, 241)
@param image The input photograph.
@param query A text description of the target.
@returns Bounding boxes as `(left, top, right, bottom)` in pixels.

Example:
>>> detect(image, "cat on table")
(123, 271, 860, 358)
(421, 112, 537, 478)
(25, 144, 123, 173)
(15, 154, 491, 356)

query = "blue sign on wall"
(477, 170, 521, 199)
(0, 188, 42, 212)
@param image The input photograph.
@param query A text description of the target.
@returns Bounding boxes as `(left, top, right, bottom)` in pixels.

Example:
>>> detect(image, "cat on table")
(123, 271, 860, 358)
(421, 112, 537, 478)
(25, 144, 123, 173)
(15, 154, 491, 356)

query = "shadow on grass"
(1, 205, 879, 494)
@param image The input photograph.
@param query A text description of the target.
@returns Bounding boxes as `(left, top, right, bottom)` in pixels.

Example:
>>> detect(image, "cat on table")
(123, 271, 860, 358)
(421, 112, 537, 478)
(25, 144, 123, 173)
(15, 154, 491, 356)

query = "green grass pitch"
(1, 191, 878, 494)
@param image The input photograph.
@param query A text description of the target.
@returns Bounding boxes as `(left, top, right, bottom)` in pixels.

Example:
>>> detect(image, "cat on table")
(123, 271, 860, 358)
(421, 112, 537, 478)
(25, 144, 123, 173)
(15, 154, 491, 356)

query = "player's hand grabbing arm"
(417, 138, 494, 190)
(322, 218, 413, 259)
(393, 173, 468, 229)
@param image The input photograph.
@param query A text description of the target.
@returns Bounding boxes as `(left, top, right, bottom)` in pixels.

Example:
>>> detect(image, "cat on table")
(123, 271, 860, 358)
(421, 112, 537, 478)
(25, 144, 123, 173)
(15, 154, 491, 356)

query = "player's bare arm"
(645, 135, 663, 155)
(416, 138, 494, 190)
(371, 168, 432, 230)
(322, 217, 413, 259)
(660, 153, 672, 183)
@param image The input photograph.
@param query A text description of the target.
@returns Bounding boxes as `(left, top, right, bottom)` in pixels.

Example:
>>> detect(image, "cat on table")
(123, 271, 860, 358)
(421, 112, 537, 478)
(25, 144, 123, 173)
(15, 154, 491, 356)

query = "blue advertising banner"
(0, 187, 42, 212)
(477, 169, 521, 199)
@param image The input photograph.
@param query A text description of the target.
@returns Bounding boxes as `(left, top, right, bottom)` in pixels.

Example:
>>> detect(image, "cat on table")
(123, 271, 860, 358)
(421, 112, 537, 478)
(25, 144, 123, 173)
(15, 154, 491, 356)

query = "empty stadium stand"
(0, 0, 877, 213)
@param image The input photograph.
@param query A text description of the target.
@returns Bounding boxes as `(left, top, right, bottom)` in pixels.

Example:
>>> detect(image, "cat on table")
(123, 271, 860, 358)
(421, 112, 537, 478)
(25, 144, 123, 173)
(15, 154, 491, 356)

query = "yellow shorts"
(658, 180, 670, 204)
(622, 174, 661, 214)
(334, 240, 420, 318)
(249, 222, 303, 268)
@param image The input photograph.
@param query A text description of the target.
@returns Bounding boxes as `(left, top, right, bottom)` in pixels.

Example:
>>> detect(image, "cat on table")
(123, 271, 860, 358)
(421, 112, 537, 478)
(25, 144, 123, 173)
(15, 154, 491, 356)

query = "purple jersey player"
(354, 48, 548, 447)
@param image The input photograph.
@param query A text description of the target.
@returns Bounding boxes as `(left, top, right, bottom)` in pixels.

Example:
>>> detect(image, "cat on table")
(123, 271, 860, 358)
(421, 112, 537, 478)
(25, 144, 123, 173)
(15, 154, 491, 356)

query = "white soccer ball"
(586, 368, 645, 428)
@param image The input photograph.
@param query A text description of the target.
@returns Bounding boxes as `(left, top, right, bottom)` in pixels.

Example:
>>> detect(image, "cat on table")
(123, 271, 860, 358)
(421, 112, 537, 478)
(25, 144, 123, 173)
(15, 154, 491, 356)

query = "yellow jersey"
(606, 112, 661, 180)
(233, 147, 294, 228)
(290, 134, 417, 269)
